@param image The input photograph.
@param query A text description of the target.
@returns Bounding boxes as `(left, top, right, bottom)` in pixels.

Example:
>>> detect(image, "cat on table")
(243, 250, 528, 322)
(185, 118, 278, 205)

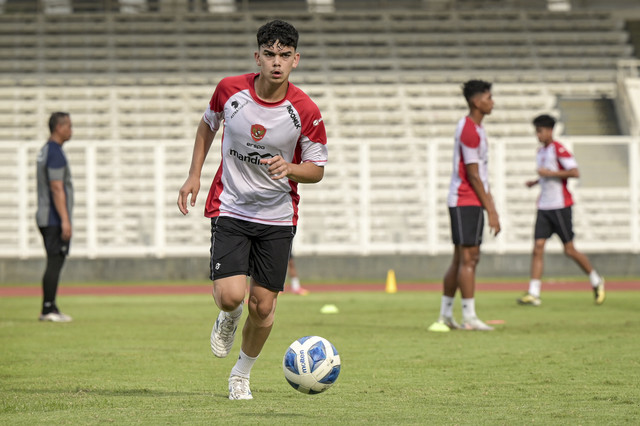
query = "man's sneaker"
(291, 287, 309, 296)
(517, 293, 542, 306)
(210, 311, 239, 358)
(228, 375, 253, 400)
(461, 316, 494, 331)
(594, 279, 606, 305)
(39, 311, 72, 322)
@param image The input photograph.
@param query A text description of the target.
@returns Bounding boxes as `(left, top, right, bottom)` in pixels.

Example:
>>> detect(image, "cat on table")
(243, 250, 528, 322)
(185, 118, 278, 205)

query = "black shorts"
(209, 216, 296, 292)
(534, 207, 574, 243)
(39, 226, 70, 256)
(449, 206, 484, 246)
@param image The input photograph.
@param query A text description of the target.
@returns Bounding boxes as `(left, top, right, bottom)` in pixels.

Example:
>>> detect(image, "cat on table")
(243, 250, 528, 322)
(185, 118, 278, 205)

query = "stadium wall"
(2, 252, 640, 284)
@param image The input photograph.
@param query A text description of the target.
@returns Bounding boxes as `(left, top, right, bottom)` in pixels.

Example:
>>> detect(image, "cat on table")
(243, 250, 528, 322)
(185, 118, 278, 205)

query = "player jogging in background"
(428, 80, 500, 332)
(517, 114, 605, 307)
(177, 20, 327, 400)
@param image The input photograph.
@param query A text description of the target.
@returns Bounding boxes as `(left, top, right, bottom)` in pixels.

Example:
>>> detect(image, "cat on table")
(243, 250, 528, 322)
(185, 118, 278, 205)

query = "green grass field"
(1, 288, 639, 425)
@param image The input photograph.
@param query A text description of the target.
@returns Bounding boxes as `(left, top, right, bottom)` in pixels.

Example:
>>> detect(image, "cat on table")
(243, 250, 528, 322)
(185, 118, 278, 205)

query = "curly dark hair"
(257, 20, 299, 50)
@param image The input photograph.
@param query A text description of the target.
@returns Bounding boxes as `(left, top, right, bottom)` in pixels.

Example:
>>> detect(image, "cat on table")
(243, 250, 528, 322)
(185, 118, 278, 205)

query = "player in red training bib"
(177, 20, 327, 400)
(517, 114, 605, 307)
(428, 80, 501, 333)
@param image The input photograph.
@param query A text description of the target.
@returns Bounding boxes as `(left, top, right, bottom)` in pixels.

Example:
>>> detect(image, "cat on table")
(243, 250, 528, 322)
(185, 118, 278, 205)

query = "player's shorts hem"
(449, 206, 484, 246)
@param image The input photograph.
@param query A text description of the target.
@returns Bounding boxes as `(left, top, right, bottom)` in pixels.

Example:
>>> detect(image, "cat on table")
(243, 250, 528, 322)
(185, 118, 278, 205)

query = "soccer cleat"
(39, 311, 72, 322)
(210, 311, 239, 358)
(593, 279, 605, 305)
(291, 287, 309, 296)
(517, 293, 542, 306)
(461, 316, 494, 331)
(441, 315, 461, 330)
(228, 375, 253, 400)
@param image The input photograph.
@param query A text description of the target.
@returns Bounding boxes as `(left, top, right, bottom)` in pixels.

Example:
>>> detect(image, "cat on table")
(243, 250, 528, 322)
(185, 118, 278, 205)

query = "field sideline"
(1, 278, 639, 297)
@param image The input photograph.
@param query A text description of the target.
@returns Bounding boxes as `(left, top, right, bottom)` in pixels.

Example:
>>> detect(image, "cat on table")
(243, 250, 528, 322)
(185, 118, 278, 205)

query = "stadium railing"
(3, 136, 638, 259)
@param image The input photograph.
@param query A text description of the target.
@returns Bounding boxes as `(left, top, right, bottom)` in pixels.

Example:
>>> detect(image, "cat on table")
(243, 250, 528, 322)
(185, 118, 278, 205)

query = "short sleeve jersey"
(202, 73, 328, 226)
(447, 116, 490, 207)
(36, 140, 74, 227)
(536, 141, 577, 210)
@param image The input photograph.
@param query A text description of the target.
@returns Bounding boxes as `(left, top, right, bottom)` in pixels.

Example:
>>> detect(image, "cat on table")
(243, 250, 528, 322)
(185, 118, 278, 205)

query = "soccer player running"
(36, 112, 74, 322)
(429, 80, 500, 332)
(177, 20, 327, 400)
(517, 114, 605, 306)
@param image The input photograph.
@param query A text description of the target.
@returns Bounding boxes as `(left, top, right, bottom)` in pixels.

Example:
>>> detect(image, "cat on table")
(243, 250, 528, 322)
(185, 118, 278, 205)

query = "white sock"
(461, 298, 476, 320)
(228, 302, 243, 319)
(528, 279, 542, 298)
(440, 295, 455, 318)
(230, 349, 258, 379)
(291, 277, 301, 291)
(589, 270, 602, 287)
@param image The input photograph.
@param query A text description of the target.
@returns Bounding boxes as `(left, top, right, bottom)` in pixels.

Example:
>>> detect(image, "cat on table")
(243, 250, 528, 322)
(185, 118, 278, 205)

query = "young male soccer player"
(428, 80, 500, 332)
(177, 20, 327, 400)
(36, 112, 74, 322)
(517, 114, 605, 306)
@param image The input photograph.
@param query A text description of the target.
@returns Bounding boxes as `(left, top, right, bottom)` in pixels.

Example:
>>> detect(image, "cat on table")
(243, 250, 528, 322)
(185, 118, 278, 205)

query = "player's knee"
(219, 298, 242, 312)
(249, 296, 274, 323)
(563, 245, 577, 258)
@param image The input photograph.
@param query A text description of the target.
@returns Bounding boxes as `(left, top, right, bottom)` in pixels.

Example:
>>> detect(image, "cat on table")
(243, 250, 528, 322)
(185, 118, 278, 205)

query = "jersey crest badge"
(251, 124, 267, 142)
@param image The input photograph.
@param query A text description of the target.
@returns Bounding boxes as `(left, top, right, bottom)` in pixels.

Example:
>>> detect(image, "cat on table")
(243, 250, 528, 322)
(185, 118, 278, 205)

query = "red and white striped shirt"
(447, 116, 490, 207)
(536, 141, 577, 210)
(202, 73, 328, 226)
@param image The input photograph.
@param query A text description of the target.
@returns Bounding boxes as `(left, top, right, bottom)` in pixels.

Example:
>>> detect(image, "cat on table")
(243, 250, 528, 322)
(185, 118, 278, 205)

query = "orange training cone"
(385, 269, 397, 294)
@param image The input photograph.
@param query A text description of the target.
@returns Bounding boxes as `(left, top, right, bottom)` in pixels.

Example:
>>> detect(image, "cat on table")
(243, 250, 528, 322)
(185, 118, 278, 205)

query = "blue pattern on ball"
(318, 365, 341, 384)
(283, 348, 299, 375)
(307, 341, 327, 372)
(297, 336, 312, 344)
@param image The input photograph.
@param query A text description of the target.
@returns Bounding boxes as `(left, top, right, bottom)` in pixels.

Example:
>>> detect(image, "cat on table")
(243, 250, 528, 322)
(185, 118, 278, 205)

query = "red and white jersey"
(447, 116, 490, 207)
(536, 141, 577, 210)
(202, 73, 328, 226)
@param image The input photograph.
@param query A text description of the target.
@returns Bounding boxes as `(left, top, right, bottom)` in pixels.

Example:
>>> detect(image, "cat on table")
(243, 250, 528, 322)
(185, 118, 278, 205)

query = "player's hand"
(261, 155, 291, 180)
(61, 219, 72, 241)
(177, 175, 201, 215)
(525, 180, 537, 188)
(488, 211, 501, 237)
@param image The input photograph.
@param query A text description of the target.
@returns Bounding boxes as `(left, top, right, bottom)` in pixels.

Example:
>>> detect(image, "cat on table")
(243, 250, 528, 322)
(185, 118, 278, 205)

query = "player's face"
(473, 91, 494, 115)
(56, 116, 73, 142)
(535, 126, 553, 144)
(255, 41, 300, 84)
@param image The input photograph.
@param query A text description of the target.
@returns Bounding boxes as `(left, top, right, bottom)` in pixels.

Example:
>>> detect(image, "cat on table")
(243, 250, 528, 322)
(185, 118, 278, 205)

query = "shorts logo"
(251, 124, 267, 142)
(215, 263, 221, 270)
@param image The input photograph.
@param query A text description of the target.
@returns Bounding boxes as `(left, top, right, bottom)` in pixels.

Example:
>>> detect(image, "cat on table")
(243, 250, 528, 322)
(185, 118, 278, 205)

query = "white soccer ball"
(282, 335, 341, 394)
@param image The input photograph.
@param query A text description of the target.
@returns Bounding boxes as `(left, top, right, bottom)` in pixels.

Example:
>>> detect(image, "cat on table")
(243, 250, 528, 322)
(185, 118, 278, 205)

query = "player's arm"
(261, 157, 324, 183)
(177, 118, 216, 215)
(466, 162, 501, 236)
(50, 179, 72, 241)
(537, 167, 579, 179)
